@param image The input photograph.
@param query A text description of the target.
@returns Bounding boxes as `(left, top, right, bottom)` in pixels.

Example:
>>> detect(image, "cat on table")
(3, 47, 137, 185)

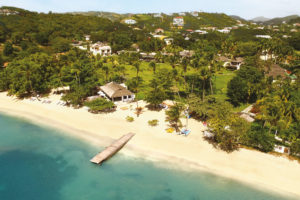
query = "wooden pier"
(90, 133, 135, 165)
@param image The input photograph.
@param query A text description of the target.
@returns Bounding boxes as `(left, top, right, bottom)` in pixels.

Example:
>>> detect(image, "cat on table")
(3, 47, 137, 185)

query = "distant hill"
(68, 11, 130, 21)
(264, 15, 299, 25)
(68, 11, 238, 28)
(251, 16, 270, 22)
(289, 17, 300, 24)
(230, 15, 246, 21)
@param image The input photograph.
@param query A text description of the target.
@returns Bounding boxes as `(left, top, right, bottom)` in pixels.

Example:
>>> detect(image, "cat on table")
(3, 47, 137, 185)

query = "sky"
(0, 0, 299, 19)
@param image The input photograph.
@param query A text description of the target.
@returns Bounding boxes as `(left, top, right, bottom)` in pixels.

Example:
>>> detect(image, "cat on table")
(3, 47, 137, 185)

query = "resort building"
(195, 30, 208, 34)
(218, 29, 231, 34)
(0, 9, 19, 15)
(256, 35, 272, 39)
(164, 38, 174, 45)
(124, 19, 137, 25)
(153, 13, 162, 18)
(222, 57, 244, 70)
(173, 17, 184, 27)
(85, 35, 91, 41)
(155, 28, 164, 34)
(179, 50, 195, 58)
(260, 50, 277, 61)
(293, 23, 300, 27)
(190, 11, 199, 17)
(100, 82, 135, 102)
(90, 42, 112, 56)
(274, 145, 290, 154)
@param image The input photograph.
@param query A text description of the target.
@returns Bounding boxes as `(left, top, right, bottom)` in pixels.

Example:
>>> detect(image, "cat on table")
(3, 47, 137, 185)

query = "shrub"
(148, 119, 158, 127)
(291, 140, 300, 157)
(84, 98, 115, 113)
(126, 116, 134, 122)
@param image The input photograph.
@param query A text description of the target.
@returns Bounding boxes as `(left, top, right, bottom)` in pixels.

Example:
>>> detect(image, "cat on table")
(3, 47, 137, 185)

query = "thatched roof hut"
(100, 82, 134, 101)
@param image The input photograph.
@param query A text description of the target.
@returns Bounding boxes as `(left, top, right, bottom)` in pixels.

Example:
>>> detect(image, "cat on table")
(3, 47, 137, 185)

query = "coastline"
(0, 92, 299, 199)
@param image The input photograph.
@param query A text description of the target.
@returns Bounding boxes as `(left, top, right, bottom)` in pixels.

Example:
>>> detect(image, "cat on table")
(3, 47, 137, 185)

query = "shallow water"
(0, 113, 296, 200)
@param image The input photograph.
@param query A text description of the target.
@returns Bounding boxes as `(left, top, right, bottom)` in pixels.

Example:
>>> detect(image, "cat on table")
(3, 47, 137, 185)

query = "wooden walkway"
(90, 133, 135, 165)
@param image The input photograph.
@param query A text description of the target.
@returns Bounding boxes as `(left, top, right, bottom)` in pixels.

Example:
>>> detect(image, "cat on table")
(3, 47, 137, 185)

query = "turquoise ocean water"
(0, 113, 296, 200)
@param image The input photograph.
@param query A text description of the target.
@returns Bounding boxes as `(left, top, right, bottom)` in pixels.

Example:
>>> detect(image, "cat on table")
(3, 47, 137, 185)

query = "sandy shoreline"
(0, 92, 300, 199)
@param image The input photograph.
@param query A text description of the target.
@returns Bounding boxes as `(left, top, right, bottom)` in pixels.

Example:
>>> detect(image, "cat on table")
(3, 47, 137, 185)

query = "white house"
(218, 29, 230, 34)
(274, 145, 290, 154)
(90, 42, 112, 56)
(256, 35, 272, 39)
(173, 17, 184, 27)
(0, 9, 19, 15)
(164, 38, 174, 45)
(155, 28, 164, 34)
(84, 35, 91, 41)
(190, 11, 198, 17)
(195, 30, 208, 34)
(124, 19, 137, 25)
(260, 50, 277, 61)
(223, 57, 244, 70)
(153, 13, 162, 18)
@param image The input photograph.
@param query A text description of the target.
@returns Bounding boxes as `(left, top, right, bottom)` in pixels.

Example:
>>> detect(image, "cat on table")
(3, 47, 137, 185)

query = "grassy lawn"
(124, 62, 175, 99)
(212, 69, 236, 101)
(118, 62, 248, 111)
(212, 69, 249, 112)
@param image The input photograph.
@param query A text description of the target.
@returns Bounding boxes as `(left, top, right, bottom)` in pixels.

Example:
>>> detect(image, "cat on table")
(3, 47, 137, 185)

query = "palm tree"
(102, 65, 110, 83)
(133, 61, 141, 78)
(149, 61, 156, 74)
(165, 103, 185, 132)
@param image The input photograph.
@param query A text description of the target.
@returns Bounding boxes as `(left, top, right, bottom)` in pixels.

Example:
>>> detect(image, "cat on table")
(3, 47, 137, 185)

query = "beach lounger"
(181, 129, 191, 136)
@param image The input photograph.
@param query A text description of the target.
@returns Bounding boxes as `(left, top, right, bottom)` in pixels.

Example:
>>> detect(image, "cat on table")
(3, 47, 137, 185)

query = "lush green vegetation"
(0, 6, 299, 155)
(84, 98, 115, 113)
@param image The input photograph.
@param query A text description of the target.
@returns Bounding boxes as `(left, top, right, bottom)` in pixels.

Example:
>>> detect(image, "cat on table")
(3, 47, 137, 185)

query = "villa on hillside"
(90, 42, 112, 56)
(190, 11, 198, 17)
(179, 50, 195, 58)
(153, 13, 162, 18)
(155, 28, 164, 34)
(84, 35, 91, 41)
(219, 57, 244, 70)
(100, 82, 135, 102)
(218, 29, 231, 34)
(0, 9, 19, 15)
(195, 30, 208, 34)
(164, 38, 174, 45)
(256, 35, 272, 39)
(173, 17, 184, 27)
(260, 50, 277, 61)
(124, 19, 137, 25)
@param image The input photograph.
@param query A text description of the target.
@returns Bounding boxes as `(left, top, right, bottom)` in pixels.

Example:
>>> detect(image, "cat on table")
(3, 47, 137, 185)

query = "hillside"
(251, 16, 270, 22)
(264, 15, 299, 25)
(230, 15, 246, 22)
(68, 11, 239, 29)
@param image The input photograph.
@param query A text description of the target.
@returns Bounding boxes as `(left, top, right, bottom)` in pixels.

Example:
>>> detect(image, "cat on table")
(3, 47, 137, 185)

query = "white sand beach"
(0, 92, 300, 198)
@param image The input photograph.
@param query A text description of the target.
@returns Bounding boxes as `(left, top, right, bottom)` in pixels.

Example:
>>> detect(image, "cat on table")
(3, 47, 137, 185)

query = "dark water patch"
(0, 150, 77, 200)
